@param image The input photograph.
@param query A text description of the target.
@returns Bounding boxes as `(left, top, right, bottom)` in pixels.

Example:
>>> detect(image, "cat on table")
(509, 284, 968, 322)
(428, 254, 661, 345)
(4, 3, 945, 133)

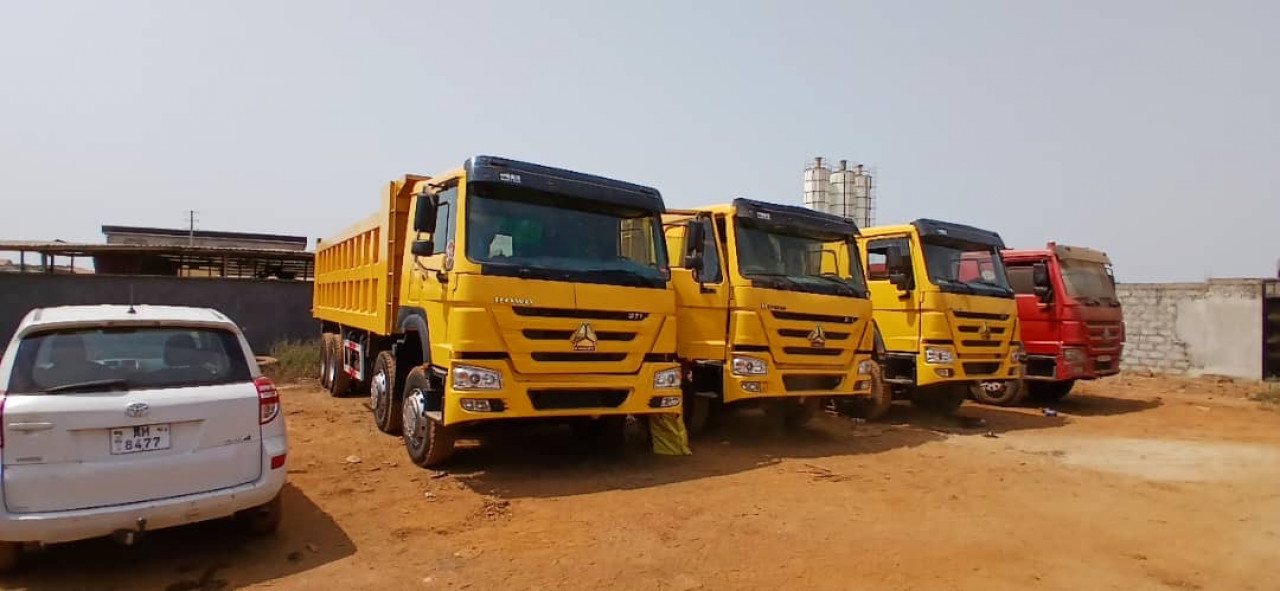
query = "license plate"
(110, 423, 172, 455)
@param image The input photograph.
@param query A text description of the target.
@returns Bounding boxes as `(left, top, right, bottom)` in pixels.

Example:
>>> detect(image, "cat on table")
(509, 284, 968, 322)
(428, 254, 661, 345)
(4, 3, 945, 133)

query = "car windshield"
(6, 326, 252, 394)
(465, 184, 667, 287)
(1060, 259, 1118, 304)
(734, 219, 868, 297)
(921, 239, 1013, 297)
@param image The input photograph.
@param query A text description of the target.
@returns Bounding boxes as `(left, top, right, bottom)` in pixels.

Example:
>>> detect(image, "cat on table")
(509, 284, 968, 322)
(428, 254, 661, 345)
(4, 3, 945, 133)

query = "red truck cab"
(1001, 243, 1124, 401)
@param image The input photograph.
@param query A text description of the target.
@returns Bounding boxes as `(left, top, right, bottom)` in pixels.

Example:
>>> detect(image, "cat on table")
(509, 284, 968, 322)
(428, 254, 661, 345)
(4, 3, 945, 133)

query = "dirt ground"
(4, 375, 1280, 591)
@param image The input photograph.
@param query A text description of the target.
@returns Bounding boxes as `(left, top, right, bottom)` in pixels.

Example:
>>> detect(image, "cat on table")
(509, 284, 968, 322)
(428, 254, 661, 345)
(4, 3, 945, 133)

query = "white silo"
(829, 159, 856, 221)
(803, 157, 831, 214)
(851, 164, 873, 227)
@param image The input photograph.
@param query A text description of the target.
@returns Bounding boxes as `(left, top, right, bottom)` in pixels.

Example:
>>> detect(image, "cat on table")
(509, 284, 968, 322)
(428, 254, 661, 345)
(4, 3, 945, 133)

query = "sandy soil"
(3, 375, 1279, 591)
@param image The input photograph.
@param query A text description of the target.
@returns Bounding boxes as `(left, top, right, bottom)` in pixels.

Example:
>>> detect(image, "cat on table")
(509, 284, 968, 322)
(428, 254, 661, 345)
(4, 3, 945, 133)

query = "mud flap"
(649, 413, 692, 456)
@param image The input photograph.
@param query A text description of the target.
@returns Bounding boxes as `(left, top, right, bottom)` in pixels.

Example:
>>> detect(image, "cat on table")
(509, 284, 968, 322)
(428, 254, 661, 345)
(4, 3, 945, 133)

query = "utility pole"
(187, 210, 198, 246)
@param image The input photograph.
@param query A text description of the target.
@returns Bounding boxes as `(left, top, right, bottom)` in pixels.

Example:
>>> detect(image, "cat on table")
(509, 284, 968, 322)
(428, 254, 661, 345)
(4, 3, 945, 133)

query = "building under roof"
(0, 226, 313, 280)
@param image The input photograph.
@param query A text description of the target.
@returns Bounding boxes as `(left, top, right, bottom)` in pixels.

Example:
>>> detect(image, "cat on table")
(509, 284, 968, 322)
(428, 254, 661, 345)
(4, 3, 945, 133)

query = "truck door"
(406, 182, 459, 313)
(863, 236, 920, 353)
(668, 214, 729, 361)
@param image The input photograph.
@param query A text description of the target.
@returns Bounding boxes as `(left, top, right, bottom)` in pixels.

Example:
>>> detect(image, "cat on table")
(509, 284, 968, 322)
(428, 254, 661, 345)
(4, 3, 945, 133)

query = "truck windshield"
(921, 239, 1014, 298)
(465, 185, 668, 288)
(1060, 259, 1118, 305)
(734, 219, 868, 298)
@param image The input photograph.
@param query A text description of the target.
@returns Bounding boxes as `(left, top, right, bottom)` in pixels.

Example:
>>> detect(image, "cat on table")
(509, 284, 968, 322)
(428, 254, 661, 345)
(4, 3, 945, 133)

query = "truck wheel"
(402, 368, 456, 468)
(237, 493, 283, 536)
(571, 415, 629, 449)
(682, 392, 717, 436)
(765, 397, 820, 430)
(969, 380, 1025, 407)
(319, 334, 334, 389)
(1028, 380, 1075, 401)
(0, 542, 19, 574)
(328, 338, 352, 397)
(837, 363, 892, 421)
(910, 384, 967, 415)
(371, 351, 403, 434)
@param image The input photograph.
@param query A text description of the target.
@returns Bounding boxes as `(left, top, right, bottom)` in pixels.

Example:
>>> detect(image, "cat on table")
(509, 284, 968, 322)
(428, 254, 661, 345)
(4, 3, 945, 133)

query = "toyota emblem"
(125, 402, 150, 418)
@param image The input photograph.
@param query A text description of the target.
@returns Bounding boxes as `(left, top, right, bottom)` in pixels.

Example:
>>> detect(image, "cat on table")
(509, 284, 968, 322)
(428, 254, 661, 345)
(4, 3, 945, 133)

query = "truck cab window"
(1006, 264, 1038, 295)
(866, 238, 912, 280)
(432, 185, 458, 256)
(685, 219, 722, 283)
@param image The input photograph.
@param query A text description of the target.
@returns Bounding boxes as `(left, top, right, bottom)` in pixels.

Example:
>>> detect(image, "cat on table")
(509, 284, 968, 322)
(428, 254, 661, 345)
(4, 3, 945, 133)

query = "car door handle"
(9, 422, 54, 432)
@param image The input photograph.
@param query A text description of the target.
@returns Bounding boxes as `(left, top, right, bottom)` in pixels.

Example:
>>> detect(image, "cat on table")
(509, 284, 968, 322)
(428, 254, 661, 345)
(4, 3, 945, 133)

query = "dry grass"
(1251, 382, 1280, 409)
(261, 339, 320, 383)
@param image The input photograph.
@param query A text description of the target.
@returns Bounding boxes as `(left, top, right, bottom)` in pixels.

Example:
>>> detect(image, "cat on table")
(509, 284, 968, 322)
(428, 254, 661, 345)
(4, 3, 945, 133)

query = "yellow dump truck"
(663, 199, 879, 432)
(313, 156, 681, 467)
(856, 219, 1022, 417)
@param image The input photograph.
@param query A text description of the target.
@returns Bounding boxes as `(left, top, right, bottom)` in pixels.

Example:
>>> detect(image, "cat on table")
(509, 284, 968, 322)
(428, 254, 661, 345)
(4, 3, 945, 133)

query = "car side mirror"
(413, 192, 438, 233)
(411, 240, 434, 257)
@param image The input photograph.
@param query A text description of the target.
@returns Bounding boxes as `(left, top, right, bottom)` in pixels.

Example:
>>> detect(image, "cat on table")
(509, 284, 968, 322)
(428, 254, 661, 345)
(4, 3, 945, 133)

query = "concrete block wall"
(1116, 279, 1267, 379)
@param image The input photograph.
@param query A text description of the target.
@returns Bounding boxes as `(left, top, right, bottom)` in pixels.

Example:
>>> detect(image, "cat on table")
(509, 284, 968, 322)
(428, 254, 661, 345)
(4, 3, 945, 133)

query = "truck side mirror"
(682, 220, 707, 274)
(886, 246, 913, 291)
(411, 239, 434, 257)
(1032, 262, 1052, 301)
(413, 192, 438, 233)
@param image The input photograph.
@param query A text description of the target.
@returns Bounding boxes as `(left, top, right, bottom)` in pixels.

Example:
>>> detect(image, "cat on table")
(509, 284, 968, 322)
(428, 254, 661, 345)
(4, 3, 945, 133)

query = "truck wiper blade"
(967, 280, 1014, 294)
(744, 272, 803, 290)
(1079, 296, 1103, 306)
(43, 378, 130, 394)
(933, 278, 976, 293)
(804, 274, 862, 296)
(586, 268, 658, 287)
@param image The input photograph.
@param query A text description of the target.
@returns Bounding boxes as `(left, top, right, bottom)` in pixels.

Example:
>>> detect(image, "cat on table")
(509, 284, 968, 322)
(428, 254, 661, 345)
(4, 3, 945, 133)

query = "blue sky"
(2, 1, 1276, 281)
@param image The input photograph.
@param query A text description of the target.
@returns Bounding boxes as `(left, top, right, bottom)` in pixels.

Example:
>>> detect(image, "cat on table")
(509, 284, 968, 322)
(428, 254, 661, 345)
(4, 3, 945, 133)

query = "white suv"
(0, 305, 288, 571)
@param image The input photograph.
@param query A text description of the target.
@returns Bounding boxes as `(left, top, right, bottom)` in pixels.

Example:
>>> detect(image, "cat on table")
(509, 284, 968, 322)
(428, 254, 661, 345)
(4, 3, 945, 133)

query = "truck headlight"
(857, 359, 876, 375)
(924, 346, 954, 365)
(731, 355, 768, 376)
(653, 367, 681, 389)
(1062, 347, 1087, 367)
(452, 365, 503, 390)
(1009, 343, 1025, 364)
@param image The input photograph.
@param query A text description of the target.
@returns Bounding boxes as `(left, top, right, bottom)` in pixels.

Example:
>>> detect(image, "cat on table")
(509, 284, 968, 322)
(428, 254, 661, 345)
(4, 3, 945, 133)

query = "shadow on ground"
(1043, 393, 1163, 417)
(447, 399, 1069, 500)
(0, 484, 352, 591)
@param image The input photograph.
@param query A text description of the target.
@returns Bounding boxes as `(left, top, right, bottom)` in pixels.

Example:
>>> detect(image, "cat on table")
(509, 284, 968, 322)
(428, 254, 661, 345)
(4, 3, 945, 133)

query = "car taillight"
(255, 377, 280, 425)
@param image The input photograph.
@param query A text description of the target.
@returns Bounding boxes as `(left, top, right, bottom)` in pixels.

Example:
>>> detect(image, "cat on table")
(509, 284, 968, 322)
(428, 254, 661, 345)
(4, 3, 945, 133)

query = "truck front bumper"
(722, 354, 876, 405)
(439, 361, 682, 426)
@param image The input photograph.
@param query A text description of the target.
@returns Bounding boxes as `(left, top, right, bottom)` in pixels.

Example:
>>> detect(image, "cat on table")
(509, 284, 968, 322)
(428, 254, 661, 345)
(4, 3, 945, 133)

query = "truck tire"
(1028, 379, 1075, 401)
(371, 351, 403, 434)
(836, 363, 892, 421)
(910, 383, 967, 415)
(765, 397, 820, 430)
(571, 415, 629, 449)
(328, 338, 352, 397)
(970, 380, 1025, 407)
(402, 367, 456, 468)
(319, 334, 335, 389)
(682, 391, 718, 436)
(0, 542, 19, 574)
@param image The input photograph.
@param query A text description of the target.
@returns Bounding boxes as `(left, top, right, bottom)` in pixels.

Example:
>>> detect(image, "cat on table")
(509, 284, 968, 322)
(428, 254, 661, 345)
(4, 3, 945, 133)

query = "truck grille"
(513, 307, 647, 321)
(529, 389, 629, 410)
(782, 347, 843, 357)
(782, 375, 843, 392)
(522, 329, 637, 342)
(530, 353, 628, 362)
(771, 311, 856, 324)
(778, 329, 850, 340)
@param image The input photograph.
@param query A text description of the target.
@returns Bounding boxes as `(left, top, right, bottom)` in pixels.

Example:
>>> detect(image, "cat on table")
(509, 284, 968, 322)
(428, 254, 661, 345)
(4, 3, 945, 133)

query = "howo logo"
(808, 324, 827, 348)
(979, 322, 993, 341)
(570, 323, 598, 352)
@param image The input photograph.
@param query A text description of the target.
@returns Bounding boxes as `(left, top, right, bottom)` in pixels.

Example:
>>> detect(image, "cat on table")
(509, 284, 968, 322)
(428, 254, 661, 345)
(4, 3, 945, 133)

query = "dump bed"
(313, 175, 428, 336)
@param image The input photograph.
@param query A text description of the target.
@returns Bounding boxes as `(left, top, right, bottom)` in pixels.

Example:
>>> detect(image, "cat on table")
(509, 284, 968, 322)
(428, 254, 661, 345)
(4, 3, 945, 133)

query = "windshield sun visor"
(466, 155, 664, 215)
(733, 198, 859, 239)
(913, 218, 1006, 249)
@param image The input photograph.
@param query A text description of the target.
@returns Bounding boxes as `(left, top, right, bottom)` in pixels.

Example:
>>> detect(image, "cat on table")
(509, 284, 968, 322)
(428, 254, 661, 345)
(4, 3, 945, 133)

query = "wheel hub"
(403, 389, 425, 442)
(371, 370, 388, 411)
